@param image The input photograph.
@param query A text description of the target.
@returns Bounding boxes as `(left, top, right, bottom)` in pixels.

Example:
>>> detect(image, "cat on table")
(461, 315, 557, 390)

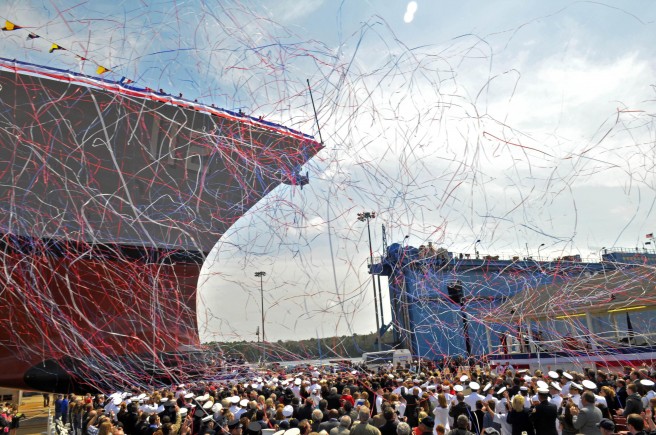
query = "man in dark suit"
(530, 390, 558, 435)
(319, 410, 341, 433)
(449, 393, 472, 429)
(378, 408, 399, 435)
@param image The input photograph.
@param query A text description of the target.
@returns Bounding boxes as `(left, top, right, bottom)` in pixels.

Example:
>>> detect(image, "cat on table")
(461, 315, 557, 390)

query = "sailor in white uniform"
(641, 379, 656, 408)
(568, 384, 582, 408)
(465, 382, 485, 410)
(581, 380, 606, 406)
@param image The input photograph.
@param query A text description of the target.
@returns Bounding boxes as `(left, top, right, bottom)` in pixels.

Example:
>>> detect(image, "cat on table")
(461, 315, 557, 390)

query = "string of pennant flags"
(1, 18, 128, 81)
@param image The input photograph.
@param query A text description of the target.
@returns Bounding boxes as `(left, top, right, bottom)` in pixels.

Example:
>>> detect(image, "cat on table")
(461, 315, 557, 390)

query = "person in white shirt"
(432, 393, 451, 431)
(397, 395, 407, 418)
(640, 379, 656, 408)
(292, 379, 302, 399)
(140, 398, 164, 415)
(485, 403, 511, 435)
(465, 382, 485, 411)
(375, 387, 384, 415)
(512, 387, 531, 410)
(442, 385, 455, 404)
(561, 374, 573, 397)
(310, 389, 322, 408)
(549, 384, 563, 408)
(568, 385, 582, 408)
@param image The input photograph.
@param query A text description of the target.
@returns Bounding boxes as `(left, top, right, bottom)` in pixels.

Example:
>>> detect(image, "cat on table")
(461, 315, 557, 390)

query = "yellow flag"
(2, 20, 20, 31)
(49, 44, 63, 53)
(96, 65, 110, 75)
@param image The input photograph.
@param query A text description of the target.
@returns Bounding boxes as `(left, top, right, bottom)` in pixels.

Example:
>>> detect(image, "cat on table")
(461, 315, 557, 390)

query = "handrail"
(490, 330, 656, 355)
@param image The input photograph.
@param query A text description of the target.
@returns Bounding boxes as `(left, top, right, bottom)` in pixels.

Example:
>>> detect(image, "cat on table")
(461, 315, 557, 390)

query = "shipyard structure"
(372, 243, 656, 369)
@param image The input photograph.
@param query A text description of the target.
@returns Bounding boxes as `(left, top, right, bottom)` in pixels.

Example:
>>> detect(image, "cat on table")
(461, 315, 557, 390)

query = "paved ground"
(16, 393, 50, 435)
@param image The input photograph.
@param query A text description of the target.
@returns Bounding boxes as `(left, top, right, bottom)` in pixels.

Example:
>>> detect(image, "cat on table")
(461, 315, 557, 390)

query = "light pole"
(357, 211, 381, 351)
(474, 239, 481, 259)
(255, 271, 266, 361)
(537, 243, 545, 260)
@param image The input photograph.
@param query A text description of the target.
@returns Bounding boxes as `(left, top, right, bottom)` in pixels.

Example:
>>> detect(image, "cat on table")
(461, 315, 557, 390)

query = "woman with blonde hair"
(432, 393, 450, 431)
(413, 412, 428, 435)
(506, 395, 534, 435)
(98, 421, 113, 435)
(600, 385, 618, 418)
(274, 404, 285, 422)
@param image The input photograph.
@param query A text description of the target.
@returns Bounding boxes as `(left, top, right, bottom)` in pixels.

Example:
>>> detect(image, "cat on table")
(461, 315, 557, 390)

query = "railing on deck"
(490, 330, 656, 356)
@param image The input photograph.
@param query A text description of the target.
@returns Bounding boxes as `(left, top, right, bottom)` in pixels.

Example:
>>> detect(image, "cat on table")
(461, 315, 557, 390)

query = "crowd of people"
(0, 402, 23, 434)
(44, 362, 656, 435)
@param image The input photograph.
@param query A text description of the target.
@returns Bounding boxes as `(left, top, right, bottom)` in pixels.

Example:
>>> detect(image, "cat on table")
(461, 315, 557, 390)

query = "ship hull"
(0, 59, 322, 392)
(0, 235, 203, 392)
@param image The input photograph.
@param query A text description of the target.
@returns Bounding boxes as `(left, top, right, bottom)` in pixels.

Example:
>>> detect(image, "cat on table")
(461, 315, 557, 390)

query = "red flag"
(647, 233, 653, 239)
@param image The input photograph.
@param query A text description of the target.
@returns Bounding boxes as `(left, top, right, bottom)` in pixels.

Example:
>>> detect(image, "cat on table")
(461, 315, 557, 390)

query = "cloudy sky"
(1, 1, 655, 346)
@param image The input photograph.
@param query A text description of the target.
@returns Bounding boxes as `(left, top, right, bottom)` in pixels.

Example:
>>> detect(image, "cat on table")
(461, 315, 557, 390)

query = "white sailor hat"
(536, 381, 549, 390)
(281, 380, 289, 386)
(178, 384, 185, 389)
(272, 377, 279, 383)
(483, 383, 492, 392)
(460, 375, 469, 382)
(239, 399, 249, 407)
(282, 405, 294, 417)
(230, 396, 240, 404)
(454, 385, 464, 392)
(388, 374, 395, 379)
(180, 408, 188, 417)
(550, 382, 562, 391)
(184, 393, 195, 399)
(520, 386, 528, 392)
(640, 379, 655, 387)
(562, 372, 573, 380)
(212, 403, 223, 413)
(496, 387, 507, 395)
(113, 397, 123, 405)
(523, 375, 532, 383)
(137, 393, 147, 400)
(427, 385, 436, 391)
(285, 429, 301, 435)
(294, 378, 301, 386)
(469, 382, 480, 390)
(202, 415, 214, 423)
(548, 371, 559, 380)
(273, 431, 285, 435)
(570, 383, 583, 391)
(517, 369, 528, 374)
(537, 388, 549, 395)
(160, 398, 169, 403)
(203, 401, 213, 410)
(582, 380, 597, 390)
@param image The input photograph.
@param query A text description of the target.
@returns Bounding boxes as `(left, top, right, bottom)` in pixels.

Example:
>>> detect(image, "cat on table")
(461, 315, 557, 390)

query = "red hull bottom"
(0, 236, 202, 392)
